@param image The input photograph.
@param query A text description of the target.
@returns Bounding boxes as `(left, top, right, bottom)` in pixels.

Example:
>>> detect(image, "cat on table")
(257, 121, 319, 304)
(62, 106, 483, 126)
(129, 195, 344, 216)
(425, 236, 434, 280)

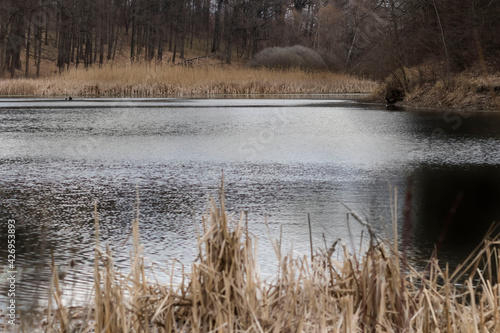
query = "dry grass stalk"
(40, 187, 500, 332)
(0, 65, 378, 97)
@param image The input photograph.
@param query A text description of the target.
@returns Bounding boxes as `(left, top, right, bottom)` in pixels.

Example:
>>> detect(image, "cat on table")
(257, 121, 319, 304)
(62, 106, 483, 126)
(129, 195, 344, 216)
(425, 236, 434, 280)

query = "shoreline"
(2, 65, 498, 112)
(2, 90, 497, 113)
(369, 65, 500, 113)
(362, 95, 500, 113)
(0, 92, 372, 99)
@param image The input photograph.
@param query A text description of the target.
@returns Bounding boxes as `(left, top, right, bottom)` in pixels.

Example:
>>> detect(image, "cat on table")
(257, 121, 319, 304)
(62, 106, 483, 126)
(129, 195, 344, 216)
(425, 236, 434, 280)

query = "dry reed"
(32, 184, 500, 332)
(0, 64, 378, 97)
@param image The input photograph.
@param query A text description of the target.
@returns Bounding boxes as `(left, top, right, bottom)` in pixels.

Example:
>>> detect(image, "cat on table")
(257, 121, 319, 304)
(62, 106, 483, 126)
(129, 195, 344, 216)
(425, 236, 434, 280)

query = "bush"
(248, 45, 327, 70)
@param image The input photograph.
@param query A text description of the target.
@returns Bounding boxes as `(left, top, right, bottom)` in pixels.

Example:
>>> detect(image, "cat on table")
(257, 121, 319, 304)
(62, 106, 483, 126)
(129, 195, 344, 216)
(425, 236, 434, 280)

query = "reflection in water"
(0, 98, 500, 311)
(411, 164, 500, 261)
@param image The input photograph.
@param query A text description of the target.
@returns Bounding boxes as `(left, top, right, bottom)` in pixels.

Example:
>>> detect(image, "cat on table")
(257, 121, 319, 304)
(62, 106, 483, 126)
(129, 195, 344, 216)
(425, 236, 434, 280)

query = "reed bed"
(36, 186, 500, 332)
(0, 64, 378, 97)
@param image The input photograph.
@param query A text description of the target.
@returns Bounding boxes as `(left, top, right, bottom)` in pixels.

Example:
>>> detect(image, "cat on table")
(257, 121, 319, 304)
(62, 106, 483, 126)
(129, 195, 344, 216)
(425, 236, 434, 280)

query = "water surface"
(1, 98, 499, 311)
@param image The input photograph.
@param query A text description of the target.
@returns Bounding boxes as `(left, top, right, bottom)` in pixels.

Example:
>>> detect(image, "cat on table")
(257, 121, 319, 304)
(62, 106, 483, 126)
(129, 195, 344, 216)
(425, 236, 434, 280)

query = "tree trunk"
(99, 25, 105, 66)
(112, 26, 119, 60)
(157, 28, 163, 61)
(172, 29, 177, 63)
(226, 35, 231, 64)
(108, 20, 114, 60)
(26, 12, 32, 77)
(93, 32, 98, 63)
(0, 22, 5, 72)
(131, 13, 136, 61)
(168, 19, 173, 52)
(36, 30, 41, 77)
(212, 0, 223, 53)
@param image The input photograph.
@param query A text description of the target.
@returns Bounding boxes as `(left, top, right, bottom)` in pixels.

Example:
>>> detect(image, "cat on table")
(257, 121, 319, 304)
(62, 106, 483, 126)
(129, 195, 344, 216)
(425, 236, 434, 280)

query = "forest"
(1, 0, 499, 82)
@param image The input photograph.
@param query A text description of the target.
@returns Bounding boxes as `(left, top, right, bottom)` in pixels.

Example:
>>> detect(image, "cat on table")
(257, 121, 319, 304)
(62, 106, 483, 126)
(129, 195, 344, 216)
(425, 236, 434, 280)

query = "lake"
(1, 97, 500, 311)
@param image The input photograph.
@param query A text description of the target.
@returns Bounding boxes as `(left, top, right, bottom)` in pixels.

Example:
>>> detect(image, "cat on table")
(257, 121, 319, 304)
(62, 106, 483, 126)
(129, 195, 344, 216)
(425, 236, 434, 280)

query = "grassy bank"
(23, 187, 500, 332)
(0, 64, 378, 97)
(373, 64, 500, 112)
(404, 70, 500, 112)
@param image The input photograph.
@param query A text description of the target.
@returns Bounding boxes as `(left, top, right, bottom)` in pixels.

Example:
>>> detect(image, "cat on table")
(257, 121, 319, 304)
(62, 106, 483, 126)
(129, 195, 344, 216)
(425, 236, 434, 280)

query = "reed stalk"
(40, 185, 500, 332)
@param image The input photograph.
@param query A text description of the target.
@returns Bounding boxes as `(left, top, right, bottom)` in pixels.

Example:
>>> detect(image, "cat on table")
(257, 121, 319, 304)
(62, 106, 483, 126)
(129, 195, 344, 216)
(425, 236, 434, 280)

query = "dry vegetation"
(248, 46, 328, 70)
(373, 63, 500, 112)
(0, 64, 378, 97)
(20, 184, 500, 333)
(404, 70, 500, 112)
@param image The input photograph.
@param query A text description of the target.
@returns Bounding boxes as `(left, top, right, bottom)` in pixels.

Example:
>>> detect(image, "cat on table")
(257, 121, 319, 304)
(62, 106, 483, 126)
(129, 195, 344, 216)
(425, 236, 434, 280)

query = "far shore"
(1, 65, 498, 112)
(0, 92, 372, 99)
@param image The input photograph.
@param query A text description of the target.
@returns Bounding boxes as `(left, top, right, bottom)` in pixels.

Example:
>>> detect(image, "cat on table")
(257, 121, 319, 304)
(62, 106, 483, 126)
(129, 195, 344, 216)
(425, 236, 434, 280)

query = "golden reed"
(0, 64, 378, 97)
(37, 184, 500, 332)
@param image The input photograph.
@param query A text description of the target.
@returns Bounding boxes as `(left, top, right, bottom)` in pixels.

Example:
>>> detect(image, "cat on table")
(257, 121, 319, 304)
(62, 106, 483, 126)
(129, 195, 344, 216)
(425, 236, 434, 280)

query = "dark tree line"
(1, 0, 499, 78)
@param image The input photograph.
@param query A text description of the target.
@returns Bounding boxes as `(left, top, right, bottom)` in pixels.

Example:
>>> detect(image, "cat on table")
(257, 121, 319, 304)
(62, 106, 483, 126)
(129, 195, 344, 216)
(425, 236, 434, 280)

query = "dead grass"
(17, 184, 500, 332)
(404, 70, 500, 112)
(372, 63, 500, 111)
(0, 64, 378, 97)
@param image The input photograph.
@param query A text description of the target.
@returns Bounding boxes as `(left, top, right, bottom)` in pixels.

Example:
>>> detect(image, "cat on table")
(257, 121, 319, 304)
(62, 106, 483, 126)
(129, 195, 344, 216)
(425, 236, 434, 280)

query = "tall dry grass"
(372, 63, 500, 111)
(0, 64, 378, 97)
(29, 185, 500, 332)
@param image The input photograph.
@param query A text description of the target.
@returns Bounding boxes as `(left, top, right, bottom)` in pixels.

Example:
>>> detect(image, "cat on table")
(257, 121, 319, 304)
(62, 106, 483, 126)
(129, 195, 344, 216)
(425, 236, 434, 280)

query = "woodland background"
(1, 0, 499, 80)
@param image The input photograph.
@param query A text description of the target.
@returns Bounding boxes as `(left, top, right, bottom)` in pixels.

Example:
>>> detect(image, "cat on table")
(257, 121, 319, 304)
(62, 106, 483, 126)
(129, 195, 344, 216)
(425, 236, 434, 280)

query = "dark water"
(1, 98, 500, 311)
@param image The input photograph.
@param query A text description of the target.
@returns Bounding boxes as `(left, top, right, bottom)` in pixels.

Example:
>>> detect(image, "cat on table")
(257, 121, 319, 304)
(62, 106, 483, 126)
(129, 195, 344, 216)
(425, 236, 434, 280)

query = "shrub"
(248, 45, 327, 70)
